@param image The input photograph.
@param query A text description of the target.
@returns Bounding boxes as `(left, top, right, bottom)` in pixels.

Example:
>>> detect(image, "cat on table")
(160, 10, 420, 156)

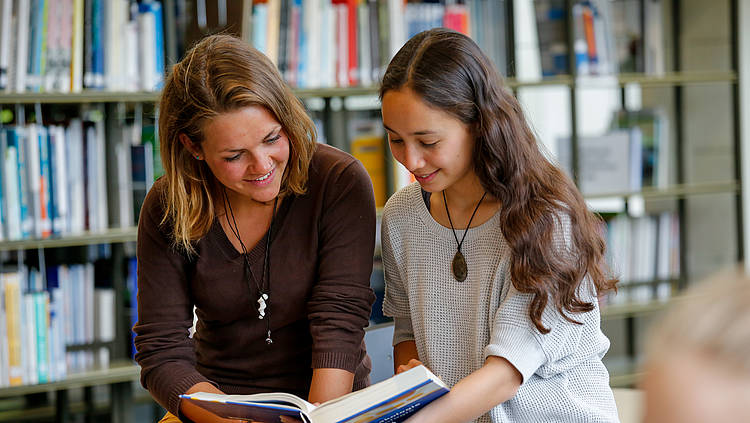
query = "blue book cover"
(127, 257, 138, 358)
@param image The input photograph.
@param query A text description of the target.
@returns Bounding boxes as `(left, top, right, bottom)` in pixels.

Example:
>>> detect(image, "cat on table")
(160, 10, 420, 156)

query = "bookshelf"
(0, 1, 747, 422)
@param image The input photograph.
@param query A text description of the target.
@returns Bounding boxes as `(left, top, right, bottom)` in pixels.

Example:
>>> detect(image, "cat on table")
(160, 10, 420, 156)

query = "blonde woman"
(133, 35, 376, 423)
(642, 270, 750, 423)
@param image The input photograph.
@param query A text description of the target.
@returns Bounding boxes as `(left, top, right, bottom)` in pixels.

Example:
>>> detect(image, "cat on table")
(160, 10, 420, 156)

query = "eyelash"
(389, 138, 437, 148)
(265, 134, 282, 144)
(223, 134, 282, 162)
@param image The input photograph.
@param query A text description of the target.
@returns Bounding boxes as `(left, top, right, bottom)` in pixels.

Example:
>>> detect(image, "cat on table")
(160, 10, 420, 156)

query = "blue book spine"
(13, 128, 32, 238)
(92, 0, 104, 89)
(34, 291, 49, 384)
(38, 126, 52, 237)
(152, 1, 165, 90)
(295, 0, 306, 88)
(127, 257, 138, 357)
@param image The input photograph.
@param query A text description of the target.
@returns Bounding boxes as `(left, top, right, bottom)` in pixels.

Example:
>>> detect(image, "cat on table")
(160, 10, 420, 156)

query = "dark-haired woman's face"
(382, 87, 476, 194)
(198, 106, 290, 205)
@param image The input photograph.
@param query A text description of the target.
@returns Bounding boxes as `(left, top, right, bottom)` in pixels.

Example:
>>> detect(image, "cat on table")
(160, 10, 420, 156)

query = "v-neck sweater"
(133, 144, 376, 415)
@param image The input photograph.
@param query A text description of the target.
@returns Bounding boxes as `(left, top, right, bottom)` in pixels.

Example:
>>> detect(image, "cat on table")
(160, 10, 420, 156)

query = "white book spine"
(0, 0, 12, 90)
(23, 293, 38, 385)
(25, 125, 42, 238)
(70, 0, 83, 92)
(94, 121, 107, 231)
(137, 8, 156, 91)
(94, 288, 114, 368)
(13, 0, 30, 92)
(335, 4, 347, 87)
(52, 126, 69, 234)
(0, 274, 7, 386)
(65, 120, 85, 234)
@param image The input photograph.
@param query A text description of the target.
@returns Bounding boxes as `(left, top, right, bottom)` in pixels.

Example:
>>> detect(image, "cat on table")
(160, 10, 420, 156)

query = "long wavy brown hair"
(380, 28, 618, 333)
(159, 34, 317, 254)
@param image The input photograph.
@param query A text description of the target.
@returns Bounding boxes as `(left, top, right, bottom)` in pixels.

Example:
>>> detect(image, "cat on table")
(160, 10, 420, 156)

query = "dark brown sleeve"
(307, 158, 377, 373)
(133, 183, 212, 415)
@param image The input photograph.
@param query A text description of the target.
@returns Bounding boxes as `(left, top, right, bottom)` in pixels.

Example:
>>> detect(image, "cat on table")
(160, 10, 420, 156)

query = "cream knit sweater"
(382, 183, 619, 423)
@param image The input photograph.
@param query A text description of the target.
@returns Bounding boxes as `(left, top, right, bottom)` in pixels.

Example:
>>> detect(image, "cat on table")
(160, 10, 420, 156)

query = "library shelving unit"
(527, 0, 745, 388)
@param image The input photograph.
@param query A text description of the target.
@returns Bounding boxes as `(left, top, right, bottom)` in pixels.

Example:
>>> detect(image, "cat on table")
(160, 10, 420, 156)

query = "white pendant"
(257, 293, 268, 319)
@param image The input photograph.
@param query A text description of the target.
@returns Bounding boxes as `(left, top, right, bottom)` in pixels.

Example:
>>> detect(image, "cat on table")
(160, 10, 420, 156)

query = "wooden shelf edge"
(583, 180, 740, 201)
(0, 362, 140, 398)
(609, 371, 643, 388)
(601, 299, 673, 319)
(0, 228, 138, 251)
(0, 71, 736, 104)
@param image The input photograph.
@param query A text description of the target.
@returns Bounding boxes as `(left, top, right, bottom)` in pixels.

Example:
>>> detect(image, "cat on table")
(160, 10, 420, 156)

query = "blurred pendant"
(452, 251, 467, 282)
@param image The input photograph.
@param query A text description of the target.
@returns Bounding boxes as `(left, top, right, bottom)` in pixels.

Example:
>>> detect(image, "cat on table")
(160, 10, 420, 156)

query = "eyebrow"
(219, 128, 280, 153)
(382, 124, 437, 136)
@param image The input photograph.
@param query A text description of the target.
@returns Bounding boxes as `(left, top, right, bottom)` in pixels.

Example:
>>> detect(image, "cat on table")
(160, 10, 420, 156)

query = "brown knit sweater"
(133, 144, 376, 416)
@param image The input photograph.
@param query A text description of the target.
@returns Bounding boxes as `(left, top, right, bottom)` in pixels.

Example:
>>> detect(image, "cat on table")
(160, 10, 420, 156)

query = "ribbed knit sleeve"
(381, 205, 411, 320)
(133, 180, 212, 416)
(307, 158, 376, 372)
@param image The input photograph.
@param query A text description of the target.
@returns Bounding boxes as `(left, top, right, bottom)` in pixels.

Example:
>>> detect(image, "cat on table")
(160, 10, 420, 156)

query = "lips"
(253, 169, 273, 181)
(414, 170, 438, 183)
(247, 166, 275, 185)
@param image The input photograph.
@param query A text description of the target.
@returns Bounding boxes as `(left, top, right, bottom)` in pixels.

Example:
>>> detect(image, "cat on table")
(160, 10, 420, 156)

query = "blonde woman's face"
(199, 106, 290, 204)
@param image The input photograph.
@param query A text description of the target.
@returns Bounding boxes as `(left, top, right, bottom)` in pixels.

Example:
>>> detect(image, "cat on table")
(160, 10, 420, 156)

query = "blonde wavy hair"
(159, 34, 317, 254)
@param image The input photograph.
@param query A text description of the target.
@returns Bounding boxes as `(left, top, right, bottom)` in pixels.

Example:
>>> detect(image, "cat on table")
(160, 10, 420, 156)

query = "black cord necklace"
(223, 187, 277, 345)
(443, 190, 487, 282)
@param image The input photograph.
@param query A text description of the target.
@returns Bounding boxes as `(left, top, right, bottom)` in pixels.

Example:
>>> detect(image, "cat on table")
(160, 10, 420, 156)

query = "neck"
(221, 189, 278, 217)
(443, 175, 491, 212)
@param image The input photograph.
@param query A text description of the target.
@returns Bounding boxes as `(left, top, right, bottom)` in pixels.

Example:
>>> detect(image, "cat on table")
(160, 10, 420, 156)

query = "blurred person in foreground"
(641, 268, 750, 423)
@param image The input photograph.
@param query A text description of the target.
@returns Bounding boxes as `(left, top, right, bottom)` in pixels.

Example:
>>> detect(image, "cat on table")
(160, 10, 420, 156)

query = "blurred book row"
(601, 211, 680, 307)
(249, 0, 507, 89)
(534, 0, 664, 78)
(0, 251, 140, 388)
(0, 113, 159, 241)
(0, 0, 165, 93)
(558, 108, 669, 196)
(0, 0, 672, 94)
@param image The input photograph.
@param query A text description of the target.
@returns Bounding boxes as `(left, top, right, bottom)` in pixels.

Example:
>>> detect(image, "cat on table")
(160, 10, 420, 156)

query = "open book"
(179, 365, 449, 423)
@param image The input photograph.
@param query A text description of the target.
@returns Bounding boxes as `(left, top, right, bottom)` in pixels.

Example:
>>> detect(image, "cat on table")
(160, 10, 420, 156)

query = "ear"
(179, 133, 203, 160)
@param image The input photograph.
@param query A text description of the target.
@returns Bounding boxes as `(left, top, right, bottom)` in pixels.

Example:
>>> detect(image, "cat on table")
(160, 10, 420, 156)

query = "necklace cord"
(442, 190, 488, 252)
(222, 187, 277, 343)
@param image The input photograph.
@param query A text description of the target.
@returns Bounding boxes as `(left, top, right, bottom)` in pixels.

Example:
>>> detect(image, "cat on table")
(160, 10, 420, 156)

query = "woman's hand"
(396, 358, 424, 374)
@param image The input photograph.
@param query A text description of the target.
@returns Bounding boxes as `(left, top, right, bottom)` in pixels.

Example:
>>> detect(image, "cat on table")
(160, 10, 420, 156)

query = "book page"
(181, 392, 316, 422)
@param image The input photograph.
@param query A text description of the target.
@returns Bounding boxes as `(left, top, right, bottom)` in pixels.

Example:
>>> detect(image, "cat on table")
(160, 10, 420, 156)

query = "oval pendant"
(452, 251, 468, 282)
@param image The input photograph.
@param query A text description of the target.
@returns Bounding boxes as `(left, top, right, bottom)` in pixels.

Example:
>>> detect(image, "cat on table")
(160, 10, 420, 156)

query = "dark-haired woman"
(133, 34, 375, 423)
(380, 28, 619, 422)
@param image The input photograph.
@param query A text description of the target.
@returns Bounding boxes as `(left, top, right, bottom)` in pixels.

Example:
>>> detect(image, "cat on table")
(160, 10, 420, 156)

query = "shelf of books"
(0, 0, 743, 416)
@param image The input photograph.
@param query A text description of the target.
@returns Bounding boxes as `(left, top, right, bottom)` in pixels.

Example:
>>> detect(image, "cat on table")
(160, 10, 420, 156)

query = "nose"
(402, 143, 424, 172)
(247, 151, 272, 175)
